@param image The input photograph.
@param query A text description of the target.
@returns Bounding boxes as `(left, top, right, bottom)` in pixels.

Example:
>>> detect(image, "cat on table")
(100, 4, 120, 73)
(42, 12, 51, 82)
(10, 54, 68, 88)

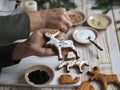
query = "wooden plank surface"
(0, 0, 120, 90)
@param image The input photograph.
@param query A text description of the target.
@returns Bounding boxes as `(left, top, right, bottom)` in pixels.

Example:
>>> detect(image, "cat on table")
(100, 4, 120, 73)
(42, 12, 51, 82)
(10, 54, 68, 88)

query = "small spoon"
(88, 37, 103, 51)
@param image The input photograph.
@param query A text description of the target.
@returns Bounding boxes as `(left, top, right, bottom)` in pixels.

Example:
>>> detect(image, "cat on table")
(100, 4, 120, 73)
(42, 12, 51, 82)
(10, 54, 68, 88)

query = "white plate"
(87, 14, 111, 30)
(73, 27, 98, 44)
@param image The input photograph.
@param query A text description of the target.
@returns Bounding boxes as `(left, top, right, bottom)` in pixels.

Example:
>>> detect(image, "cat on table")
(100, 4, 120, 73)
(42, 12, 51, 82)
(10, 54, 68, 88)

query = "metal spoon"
(88, 37, 103, 51)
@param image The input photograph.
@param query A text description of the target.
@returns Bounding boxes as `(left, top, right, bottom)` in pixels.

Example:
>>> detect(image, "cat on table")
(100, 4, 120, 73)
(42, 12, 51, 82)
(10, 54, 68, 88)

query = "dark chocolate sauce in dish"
(28, 70, 50, 84)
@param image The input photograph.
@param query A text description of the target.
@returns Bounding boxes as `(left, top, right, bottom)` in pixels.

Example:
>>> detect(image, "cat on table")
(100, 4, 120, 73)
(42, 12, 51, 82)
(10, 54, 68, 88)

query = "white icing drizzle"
(58, 59, 88, 72)
(75, 29, 96, 43)
(67, 51, 76, 59)
(45, 31, 80, 59)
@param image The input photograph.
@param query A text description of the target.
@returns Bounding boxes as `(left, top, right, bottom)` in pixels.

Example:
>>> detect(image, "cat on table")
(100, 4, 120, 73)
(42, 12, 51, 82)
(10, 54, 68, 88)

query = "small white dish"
(87, 14, 111, 30)
(67, 10, 86, 26)
(24, 65, 54, 87)
(73, 27, 98, 44)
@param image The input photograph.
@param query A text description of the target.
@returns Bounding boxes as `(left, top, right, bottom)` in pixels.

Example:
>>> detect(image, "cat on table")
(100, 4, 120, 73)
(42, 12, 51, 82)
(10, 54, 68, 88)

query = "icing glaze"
(45, 30, 80, 60)
(67, 51, 76, 59)
(75, 29, 96, 43)
(58, 59, 88, 72)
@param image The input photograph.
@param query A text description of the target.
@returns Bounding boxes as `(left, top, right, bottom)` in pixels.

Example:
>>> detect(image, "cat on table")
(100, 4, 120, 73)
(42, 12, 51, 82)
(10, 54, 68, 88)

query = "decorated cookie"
(45, 29, 80, 60)
(64, 51, 77, 61)
(58, 59, 88, 73)
(59, 74, 80, 84)
(87, 67, 120, 90)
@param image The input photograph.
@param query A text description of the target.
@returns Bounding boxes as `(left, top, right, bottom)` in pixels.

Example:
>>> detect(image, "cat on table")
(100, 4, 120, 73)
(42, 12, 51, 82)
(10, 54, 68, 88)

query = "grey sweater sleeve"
(0, 43, 20, 68)
(0, 13, 30, 45)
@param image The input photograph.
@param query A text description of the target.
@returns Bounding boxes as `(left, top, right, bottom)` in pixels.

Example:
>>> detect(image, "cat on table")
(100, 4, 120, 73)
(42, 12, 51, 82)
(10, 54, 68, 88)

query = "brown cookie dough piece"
(87, 67, 120, 90)
(48, 29, 59, 34)
(77, 81, 94, 90)
(59, 74, 80, 84)
(46, 29, 60, 39)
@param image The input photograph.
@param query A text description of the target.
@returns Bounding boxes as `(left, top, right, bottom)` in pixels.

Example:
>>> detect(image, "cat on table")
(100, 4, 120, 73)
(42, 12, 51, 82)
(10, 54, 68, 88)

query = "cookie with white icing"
(45, 29, 80, 60)
(58, 59, 89, 73)
(64, 51, 76, 61)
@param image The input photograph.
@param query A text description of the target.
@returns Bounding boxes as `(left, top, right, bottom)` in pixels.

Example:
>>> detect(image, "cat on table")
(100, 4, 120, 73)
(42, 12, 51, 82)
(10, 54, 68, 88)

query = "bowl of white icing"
(72, 27, 98, 44)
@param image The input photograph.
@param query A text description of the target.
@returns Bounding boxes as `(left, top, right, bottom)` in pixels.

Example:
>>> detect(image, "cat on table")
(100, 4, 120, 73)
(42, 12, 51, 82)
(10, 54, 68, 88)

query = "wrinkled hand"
(28, 8, 72, 32)
(40, 8, 72, 32)
(12, 29, 56, 60)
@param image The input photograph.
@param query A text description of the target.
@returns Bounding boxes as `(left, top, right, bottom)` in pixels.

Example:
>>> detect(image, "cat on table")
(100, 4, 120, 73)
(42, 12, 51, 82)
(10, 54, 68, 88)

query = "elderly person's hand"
(28, 8, 72, 32)
(12, 29, 56, 60)
(40, 8, 72, 32)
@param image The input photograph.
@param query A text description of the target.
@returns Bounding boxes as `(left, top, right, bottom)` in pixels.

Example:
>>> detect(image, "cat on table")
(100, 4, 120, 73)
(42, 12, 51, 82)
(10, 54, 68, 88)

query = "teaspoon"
(88, 37, 103, 51)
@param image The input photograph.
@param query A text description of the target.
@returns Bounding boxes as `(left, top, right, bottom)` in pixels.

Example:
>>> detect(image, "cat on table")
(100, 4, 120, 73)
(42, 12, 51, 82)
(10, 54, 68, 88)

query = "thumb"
(36, 48, 56, 56)
(39, 29, 50, 34)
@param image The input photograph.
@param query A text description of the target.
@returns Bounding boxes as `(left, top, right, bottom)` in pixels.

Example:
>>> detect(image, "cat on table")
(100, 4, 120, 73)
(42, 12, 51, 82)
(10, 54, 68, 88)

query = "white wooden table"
(0, 0, 120, 90)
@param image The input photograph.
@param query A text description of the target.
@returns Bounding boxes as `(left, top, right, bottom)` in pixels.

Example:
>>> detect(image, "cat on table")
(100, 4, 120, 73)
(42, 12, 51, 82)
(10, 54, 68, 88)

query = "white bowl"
(87, 14, 111, 30)
(72, 27, 98, 44)
(67, 10, 86, 26)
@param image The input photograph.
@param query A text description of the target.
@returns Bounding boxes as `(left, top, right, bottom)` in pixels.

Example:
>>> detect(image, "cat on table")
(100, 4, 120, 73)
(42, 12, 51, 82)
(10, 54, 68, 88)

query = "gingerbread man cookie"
(87, 67, 120, 90)
(45, 29, 80, 60)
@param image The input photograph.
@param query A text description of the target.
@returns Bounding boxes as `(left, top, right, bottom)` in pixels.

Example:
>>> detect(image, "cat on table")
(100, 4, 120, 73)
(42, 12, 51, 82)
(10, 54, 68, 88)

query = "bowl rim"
(87, 14, 112, 30)
(72, 26, 98, 44)
(67, 10, 86, 26)
(24, 64, 54, 87)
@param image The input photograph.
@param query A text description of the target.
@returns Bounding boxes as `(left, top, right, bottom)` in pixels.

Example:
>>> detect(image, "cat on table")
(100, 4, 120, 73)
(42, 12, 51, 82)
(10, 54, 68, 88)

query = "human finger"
(37, 48, 56, 56)
(57, 22, 68, 32)
(62, 49, 71, 55)
(51, 8, 66, 14)
(61, 14, 72, 29)
(38, 29, 50, 34)
(64, 11, 71, 21)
